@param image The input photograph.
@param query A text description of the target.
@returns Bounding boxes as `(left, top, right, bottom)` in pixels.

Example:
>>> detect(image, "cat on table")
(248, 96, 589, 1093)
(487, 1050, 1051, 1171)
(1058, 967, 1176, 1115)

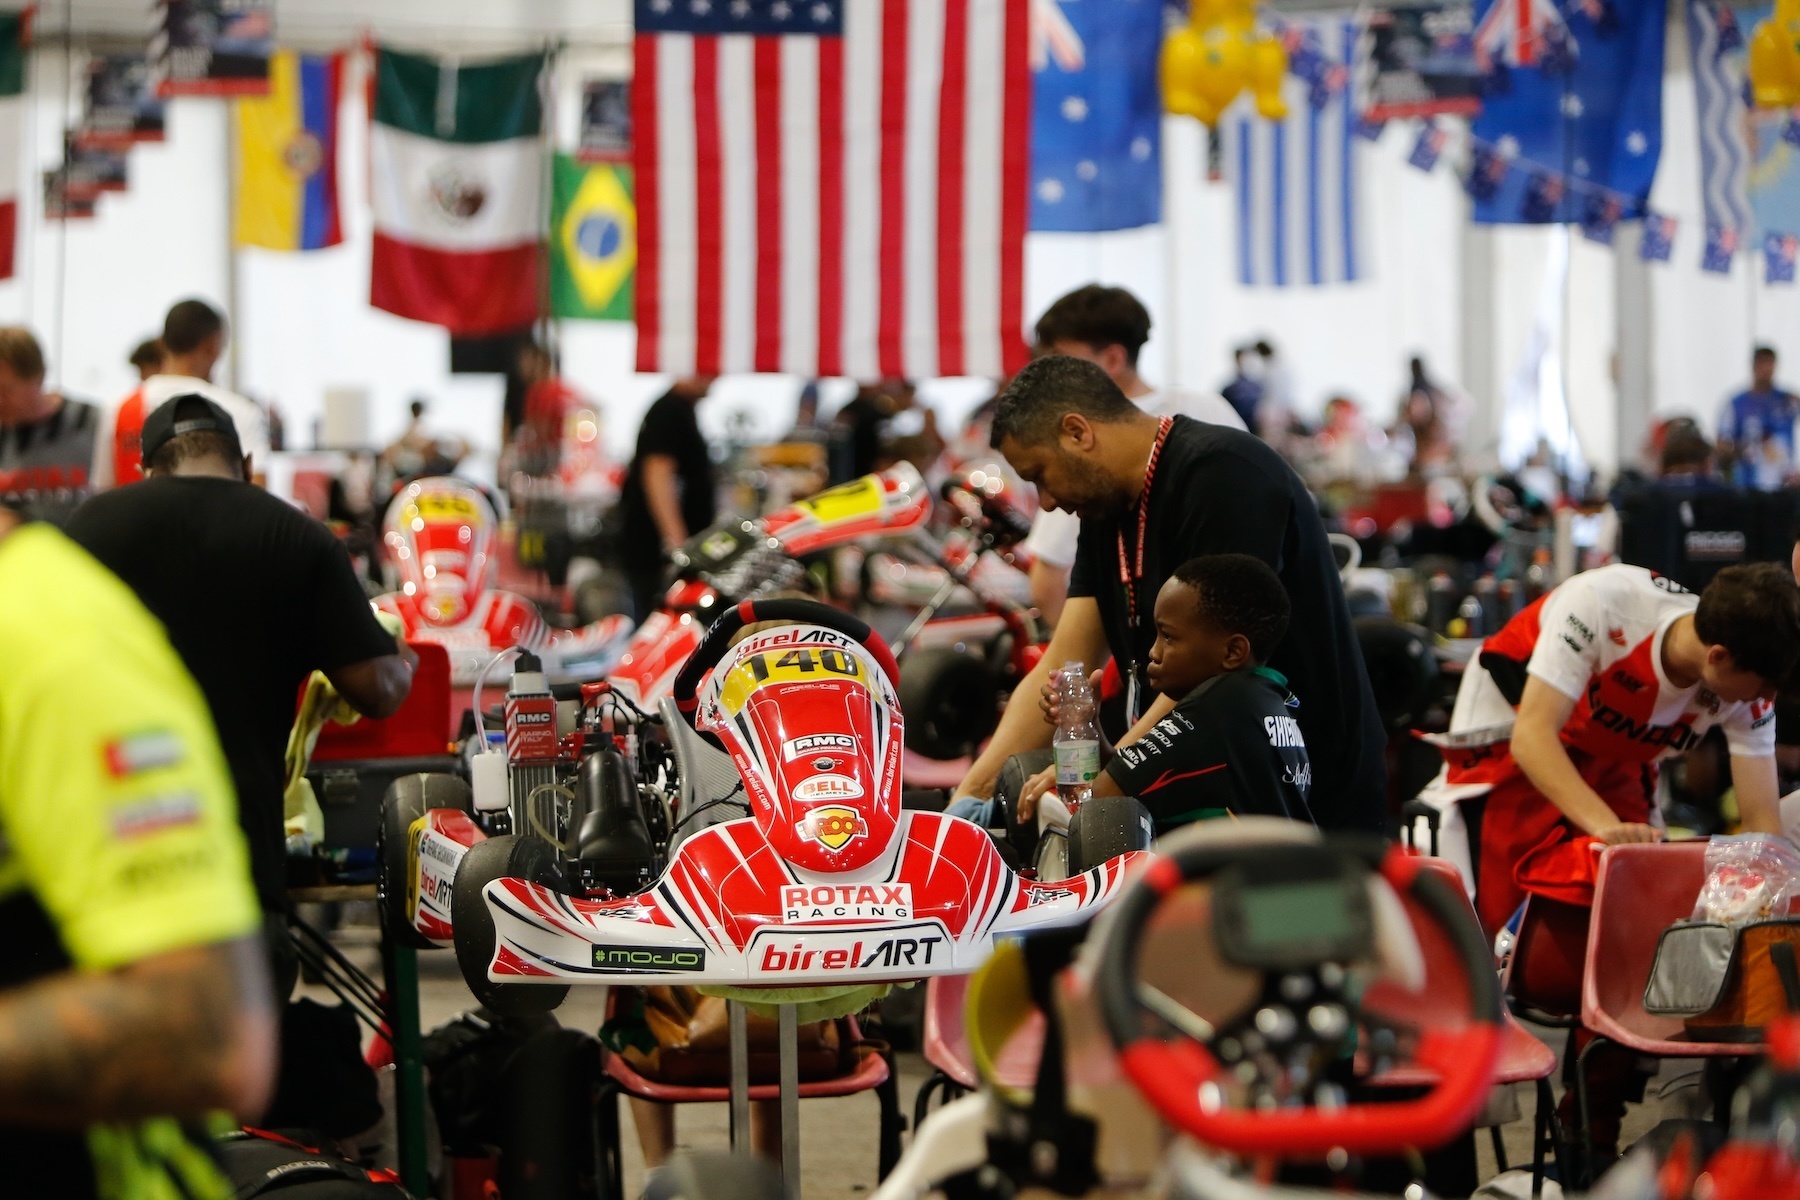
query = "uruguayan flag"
(1229, 16, 1367, 287)
(1687, 0, 1754, 243)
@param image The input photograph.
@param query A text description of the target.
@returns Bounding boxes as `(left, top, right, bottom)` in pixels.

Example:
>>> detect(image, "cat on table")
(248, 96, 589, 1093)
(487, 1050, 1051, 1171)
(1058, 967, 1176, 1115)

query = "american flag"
(632, 0, 1031, 379)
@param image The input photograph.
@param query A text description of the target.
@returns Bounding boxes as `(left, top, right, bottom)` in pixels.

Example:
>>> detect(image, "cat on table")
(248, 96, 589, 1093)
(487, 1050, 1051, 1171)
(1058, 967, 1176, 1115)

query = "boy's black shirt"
(1103, 667, 1313, 833)
(1067, 416, 1385, 832)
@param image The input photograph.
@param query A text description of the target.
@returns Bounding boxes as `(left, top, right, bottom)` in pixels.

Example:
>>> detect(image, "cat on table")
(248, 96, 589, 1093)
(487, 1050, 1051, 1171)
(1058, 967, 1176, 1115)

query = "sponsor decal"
(783, 733, 857, 761)
(1609, 668, 1646, 693)
(782, 883, 913, 923)
(794, 774, 863, 803)
(1607, 627, 1627, 647)
(1025, 885, 1076, 908)
(800, 803, 864, 849)
(1263, 715, 1304, 748)
(1560, 634, 1585, 655)
(1650, 574, 1691, 594)
(1696, 687, 1722, 716)
(592, 944, 707, 973)
(750, 922, 948, 975)
(1684, 531, 1747, 561)
(1566, 614, 1595, 643)
(102, 729, 184, 778)
(108, 791, 201, 839)
(1584, 687, 1702, 752)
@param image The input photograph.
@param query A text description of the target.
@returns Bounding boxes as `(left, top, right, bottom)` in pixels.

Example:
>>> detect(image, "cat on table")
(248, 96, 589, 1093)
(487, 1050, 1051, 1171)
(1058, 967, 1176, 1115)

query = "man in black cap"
(65, 395, 416, 930)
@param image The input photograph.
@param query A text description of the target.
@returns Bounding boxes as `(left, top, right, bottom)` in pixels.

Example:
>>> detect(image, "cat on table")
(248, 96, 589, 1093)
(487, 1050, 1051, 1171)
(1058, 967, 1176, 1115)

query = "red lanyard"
(1117, 416, 1174, 630)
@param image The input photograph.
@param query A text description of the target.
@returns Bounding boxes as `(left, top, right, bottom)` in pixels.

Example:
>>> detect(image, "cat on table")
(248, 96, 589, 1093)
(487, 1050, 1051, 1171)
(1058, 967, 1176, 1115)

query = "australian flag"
(1466, 141, 1511, 201)
(1767, 232, 1799, 283)
(1030, 0, 1162, 231)
(1703, 223, 1739, 273)
(1640, 211, 1676, 261)
(1580, 190, 1624, 244)
(1470, 0, 1664, 224)
(1409, 122, 1449, 172)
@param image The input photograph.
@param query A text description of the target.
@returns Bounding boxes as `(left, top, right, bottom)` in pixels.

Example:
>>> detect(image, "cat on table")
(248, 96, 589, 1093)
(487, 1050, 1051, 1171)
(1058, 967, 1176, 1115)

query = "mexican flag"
(369, 48, 544, 335)
(0, 12, 27, 280)
(550, 155, 634, 321)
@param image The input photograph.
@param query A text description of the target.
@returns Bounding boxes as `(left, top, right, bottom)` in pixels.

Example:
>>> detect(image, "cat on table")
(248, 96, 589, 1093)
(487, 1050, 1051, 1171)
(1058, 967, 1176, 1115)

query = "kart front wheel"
(379, 773, 472, 950)
(452, 834, 572, 1016)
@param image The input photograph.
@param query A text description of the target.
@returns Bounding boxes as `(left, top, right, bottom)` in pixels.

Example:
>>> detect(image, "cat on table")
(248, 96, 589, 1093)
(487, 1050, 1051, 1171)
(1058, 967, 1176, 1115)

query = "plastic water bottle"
(1053, 662, 1101, 810)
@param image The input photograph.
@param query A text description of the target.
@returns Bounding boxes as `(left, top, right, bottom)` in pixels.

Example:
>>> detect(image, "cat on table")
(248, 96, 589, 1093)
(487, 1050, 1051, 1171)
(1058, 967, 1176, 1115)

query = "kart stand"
(727, 1000, 804, 1200)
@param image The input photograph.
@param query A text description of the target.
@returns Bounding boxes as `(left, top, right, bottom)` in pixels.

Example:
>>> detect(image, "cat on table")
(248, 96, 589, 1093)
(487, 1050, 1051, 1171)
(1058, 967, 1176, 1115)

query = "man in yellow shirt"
(0, 505, 275, 1198)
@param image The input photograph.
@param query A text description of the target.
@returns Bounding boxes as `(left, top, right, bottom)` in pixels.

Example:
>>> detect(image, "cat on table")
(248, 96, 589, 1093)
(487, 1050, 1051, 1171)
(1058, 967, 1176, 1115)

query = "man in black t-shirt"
(1019, 555, 1312, 832)
(618, 376, 717, 621)
(65, 396, 416, 920)
(951, 356, 1385, 833)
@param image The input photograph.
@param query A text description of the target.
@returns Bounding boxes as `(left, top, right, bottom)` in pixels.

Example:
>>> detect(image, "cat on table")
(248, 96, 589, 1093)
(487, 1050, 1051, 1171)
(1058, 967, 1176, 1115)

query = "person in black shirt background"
(951, 355, 1385, 834)
(1019, 554, 1312, 831)
(65, 396, 415, 923)
(618, 376, 717, 621)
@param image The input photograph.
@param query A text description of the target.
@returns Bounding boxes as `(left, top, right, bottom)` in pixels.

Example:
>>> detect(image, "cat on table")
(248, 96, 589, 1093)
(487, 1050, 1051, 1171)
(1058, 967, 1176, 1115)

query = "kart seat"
(658, 697, 750, 848)
(914, 971, 1044, 1129)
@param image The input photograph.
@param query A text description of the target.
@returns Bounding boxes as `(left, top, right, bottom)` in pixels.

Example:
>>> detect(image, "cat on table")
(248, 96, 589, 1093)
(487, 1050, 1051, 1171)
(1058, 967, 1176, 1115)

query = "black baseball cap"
(140, 393, 243, 468)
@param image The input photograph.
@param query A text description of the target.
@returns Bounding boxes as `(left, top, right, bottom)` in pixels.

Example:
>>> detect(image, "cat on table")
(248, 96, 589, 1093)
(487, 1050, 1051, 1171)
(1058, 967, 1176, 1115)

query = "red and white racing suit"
(1448, 564, 1775, 932)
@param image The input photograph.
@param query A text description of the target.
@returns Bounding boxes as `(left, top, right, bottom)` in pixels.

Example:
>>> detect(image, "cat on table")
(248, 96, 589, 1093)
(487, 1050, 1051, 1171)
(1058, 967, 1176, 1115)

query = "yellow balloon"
(1748, 1, 1800, 109)
(1161, 0, 1289, 127)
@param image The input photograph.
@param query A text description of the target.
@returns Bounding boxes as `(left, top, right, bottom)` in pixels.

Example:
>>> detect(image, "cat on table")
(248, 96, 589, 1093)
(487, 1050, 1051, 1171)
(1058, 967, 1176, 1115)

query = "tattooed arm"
(0, 935, 275, 1127)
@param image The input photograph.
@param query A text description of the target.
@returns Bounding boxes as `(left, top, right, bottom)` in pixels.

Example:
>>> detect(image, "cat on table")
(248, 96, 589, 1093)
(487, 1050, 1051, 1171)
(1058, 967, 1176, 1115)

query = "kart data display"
(1212, 856, 1374, 972)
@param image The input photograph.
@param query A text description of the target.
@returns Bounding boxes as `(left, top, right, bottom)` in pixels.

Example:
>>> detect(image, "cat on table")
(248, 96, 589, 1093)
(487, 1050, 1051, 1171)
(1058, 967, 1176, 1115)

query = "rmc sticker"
(782, 882, 913, 923)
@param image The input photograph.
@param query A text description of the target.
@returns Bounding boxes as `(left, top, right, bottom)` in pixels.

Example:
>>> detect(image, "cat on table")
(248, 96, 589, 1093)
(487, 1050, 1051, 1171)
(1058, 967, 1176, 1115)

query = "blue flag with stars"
(1030, 0, 1162, 232)
(1470, 0, 1664, 224)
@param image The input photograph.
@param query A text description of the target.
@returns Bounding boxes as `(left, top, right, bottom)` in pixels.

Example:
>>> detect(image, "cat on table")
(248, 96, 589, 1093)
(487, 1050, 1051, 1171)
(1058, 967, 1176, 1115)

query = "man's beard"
(1058, 451, 1131, 521)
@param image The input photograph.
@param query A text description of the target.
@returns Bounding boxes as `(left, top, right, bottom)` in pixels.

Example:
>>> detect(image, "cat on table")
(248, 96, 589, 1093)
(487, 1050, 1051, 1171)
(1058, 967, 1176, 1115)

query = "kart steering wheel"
(671, 598, 903, 726)
(1095, 838, 1501, 1157)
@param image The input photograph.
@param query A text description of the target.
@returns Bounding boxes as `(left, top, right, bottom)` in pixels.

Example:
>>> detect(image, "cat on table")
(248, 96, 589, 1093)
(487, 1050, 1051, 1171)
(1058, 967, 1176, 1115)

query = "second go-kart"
(378, 598, 1153, 1013)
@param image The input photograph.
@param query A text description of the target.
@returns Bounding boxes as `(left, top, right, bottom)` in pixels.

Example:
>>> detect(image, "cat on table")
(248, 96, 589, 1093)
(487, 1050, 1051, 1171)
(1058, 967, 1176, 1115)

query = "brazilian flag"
(550, 154, 635, 321)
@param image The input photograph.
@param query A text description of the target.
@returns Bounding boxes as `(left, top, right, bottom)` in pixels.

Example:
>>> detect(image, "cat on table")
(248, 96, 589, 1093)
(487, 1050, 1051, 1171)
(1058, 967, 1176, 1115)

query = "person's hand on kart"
(395, 632, 419, 675)
(1592, 822, 1663, 846)
(1038, 667, 1104, 727)
(1017, 764, 1057, 823)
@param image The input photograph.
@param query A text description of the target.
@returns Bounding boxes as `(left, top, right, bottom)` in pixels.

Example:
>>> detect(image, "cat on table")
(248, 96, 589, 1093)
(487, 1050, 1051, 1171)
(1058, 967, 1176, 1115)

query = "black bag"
(214, 1128, 410, 1198)
(421, 1007, 557, 1156)
(262, 998, 384, 1139)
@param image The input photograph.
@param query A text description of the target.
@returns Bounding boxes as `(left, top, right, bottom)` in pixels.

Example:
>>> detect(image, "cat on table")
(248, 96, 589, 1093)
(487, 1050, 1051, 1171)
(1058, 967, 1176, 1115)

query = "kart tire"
(898, 646, 999, 761)
(997, 749, 1054, 866)
(1066, 795, 1155, 876)
(645, 1152, 786, 1200)
(452, 834, 571, 1016)
(378, 773, 472, 951)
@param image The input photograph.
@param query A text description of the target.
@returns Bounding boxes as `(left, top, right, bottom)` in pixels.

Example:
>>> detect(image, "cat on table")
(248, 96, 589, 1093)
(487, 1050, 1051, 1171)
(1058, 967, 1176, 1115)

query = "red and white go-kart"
(378, 597, 1153, 1013)
(372, 476, 632, 685)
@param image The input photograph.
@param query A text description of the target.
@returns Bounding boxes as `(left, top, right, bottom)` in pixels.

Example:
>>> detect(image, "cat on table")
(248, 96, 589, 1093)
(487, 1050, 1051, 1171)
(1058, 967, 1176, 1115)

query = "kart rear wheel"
(452, 834, 572, 1016)
(1066, 795, 1154, 875)
(898, 646, 1000, 760)
(379, 773, 472, 950)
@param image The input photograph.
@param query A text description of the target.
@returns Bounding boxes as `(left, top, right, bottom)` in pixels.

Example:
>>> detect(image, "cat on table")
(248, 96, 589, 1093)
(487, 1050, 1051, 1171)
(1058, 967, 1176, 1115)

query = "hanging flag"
(1766, 231, 1798, 283)
(1702, 223, 1739, 273)
(1640, 210, 1676, 260)
(369, 47, 544, 336)
(1030, 0, 1162, 232)
(1228, 16, 1366, 287)
(1409, 122, 1449, 171)
(43, 168, 95, 221)
(1521, 168, 1564, 221)
(550, 154, 635, 321)
(1469, 0, 1663, 224)
(62, 132, 127, 195)
(1687, 0, 1754, 259)
(0, 11, 24, 277)
(152, 0, 273, 97)
(1363, 1, 1486, 120)
(632, 0, 1031, 378)
(1579, 189, 1622, 243)
(234, 51, 343, 252)
(577, 79, 631, 162)
(1465, 139, 1510, 201)
(78, 55, 165, 150)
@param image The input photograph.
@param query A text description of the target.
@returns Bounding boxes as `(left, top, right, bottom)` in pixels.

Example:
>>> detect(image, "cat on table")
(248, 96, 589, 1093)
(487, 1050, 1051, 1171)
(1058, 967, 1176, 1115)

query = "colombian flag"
(234, 51, 343, 251)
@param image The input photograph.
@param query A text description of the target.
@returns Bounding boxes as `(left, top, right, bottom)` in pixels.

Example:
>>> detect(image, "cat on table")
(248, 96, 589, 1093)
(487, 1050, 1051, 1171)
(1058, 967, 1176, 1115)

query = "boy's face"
(1147, 578, 1252, 698)
(1700, 645, 1779, 705)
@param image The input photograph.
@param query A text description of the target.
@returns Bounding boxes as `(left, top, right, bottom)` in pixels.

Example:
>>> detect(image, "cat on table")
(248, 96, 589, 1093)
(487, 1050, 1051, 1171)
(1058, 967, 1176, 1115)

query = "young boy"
(1080, 553, 1314, 830)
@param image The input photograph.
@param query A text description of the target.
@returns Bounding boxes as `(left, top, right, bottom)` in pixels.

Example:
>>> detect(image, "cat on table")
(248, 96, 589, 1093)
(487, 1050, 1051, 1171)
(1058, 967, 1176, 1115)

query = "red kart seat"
(921, 972, 1043, 1092)
(311, 642, 452, 761)
(1368, 858, 1556, 1090)
(600, 1012, 891, 1103)
(1583, 841, 1755, 1056)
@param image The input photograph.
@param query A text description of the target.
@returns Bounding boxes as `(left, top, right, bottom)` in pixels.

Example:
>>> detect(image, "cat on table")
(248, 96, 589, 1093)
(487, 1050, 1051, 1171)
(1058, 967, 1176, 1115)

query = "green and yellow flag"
(550, 154, 635, 321)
